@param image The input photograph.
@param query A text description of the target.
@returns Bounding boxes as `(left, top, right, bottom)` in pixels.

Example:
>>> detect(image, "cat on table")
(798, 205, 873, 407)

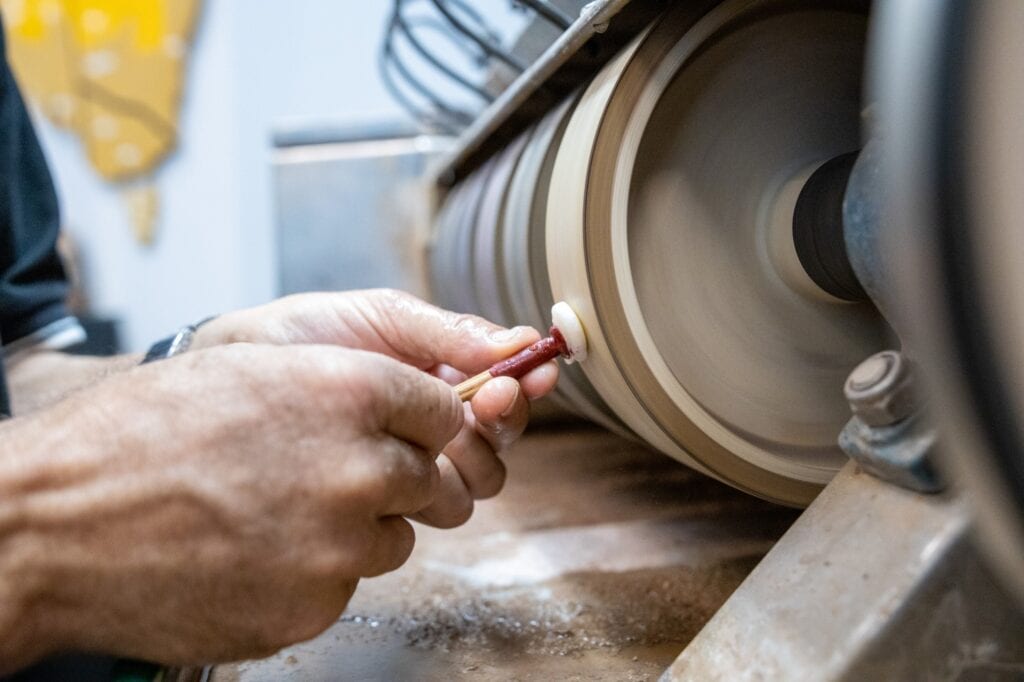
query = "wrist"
(0, 533, 53, 672)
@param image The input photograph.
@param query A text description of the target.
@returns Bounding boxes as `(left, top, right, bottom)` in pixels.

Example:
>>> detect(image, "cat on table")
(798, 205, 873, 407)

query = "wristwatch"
(141, 316, 216, 364)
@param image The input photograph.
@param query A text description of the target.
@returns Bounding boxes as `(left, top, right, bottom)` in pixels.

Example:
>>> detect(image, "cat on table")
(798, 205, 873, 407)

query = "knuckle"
(418, 458, 442, 507)
(448, 311, 491, 337)
(318, 449, 382, 512)
(336, 440, 437, 512)
(403, 452, 441, 513)
(316, 351, 366, 390)
(396, 369, 464, 447)
(310, 525, 378, 581)
(339, 456, 391, 509)
(368, 288, 419, 326)
(429, 379, 464, 439)
(363, 353, 411, 399)
(190, 342, 258, 377)
(312, 350, 388, 417)
(375, 287, 412, 306)
(304, 546, 357, 582)
(394, 443, 438, 497)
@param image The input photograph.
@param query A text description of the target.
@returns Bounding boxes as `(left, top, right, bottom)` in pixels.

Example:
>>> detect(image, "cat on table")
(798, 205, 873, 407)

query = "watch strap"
(141, 316, 216, 364)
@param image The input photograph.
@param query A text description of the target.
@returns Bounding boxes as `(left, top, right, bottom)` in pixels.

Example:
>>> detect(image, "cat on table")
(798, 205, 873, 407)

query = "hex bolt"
(848, 353, 891, 391)
(844, 350, 919, 427)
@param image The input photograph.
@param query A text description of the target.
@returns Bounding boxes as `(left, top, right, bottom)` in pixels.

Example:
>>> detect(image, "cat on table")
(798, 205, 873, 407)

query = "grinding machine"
(423, 0, 1024, 676)
(432, 0, 889, 506)
(268, 0, 1024, 676)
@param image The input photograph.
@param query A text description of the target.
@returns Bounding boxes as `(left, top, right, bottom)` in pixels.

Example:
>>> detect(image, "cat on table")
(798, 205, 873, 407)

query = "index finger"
(350, 290, 542, 375)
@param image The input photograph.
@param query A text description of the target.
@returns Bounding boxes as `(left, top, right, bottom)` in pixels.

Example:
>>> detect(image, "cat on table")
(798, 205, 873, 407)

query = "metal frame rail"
(431, 0, 670, 187)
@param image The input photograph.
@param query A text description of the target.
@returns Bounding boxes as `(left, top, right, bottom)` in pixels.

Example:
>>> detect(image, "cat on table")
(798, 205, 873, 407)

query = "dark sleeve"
(0, 20, 72, 348)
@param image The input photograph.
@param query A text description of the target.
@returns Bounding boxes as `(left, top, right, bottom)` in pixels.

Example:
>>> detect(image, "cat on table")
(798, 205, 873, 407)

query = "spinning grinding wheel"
(547, 0, 886, 505)
(472, 133, 532, 327)
(432, 97, 627, 432)
(500, 96, 627, 433)
(431, 0, 888, 506)
(502, 98, 578, 338)
(431, 157, 496, 316)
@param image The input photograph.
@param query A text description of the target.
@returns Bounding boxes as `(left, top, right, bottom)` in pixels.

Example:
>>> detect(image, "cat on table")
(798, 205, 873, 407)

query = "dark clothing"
(0, 15, 125, 682)
(0, 15, 73, 417)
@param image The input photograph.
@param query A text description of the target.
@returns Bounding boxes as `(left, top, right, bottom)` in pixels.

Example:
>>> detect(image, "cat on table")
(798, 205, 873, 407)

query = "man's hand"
(193, 289, 560, 528)
(6, 291, 558, 525)
(0, 343, 464, 670)
(0, 290, 558, 669)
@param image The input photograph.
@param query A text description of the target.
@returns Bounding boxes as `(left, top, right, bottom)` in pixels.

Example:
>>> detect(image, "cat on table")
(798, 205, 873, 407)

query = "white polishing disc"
(551, 301, 588, 363)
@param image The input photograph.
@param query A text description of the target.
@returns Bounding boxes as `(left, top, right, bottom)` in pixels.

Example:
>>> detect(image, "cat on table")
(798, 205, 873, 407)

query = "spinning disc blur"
(501, 96, 627, 433)
(549, 0, 885, 504)
(473, 132, 531, 327)
(450, 160, 495, 315)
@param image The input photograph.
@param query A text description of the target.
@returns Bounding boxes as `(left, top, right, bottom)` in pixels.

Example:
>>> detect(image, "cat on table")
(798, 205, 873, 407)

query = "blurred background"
(6, 3, 1024, 678)
(0, 0, 546, 351)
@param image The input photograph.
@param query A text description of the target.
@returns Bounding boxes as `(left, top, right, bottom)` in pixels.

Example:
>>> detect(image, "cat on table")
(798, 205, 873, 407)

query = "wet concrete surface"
(213, 425, 798, 681)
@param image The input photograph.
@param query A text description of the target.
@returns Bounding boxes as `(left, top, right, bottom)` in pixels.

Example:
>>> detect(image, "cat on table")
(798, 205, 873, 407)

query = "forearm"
(0, 507, 53, 672)
(5, 350, 141, 415)
(0, 528, 49, 673)
(0, 386, 167, 671)
(0, 409, 91, 671)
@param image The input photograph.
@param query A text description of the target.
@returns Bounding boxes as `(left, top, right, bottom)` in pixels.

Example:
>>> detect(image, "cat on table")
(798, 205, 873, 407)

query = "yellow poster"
(1, 0, 202, 182)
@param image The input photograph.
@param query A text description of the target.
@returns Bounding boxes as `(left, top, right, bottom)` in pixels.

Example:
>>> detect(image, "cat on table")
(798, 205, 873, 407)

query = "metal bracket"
(429, 0, 671, 186)
(839, 350, 942, 494)
(839, 411, 940, 494)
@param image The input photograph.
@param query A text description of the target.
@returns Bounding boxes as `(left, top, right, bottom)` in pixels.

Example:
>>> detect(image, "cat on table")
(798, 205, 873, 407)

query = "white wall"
(30, 0, 525, 351)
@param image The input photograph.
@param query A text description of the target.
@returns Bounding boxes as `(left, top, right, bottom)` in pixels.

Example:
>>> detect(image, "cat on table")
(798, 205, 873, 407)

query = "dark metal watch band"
(141, 316, 217, 364)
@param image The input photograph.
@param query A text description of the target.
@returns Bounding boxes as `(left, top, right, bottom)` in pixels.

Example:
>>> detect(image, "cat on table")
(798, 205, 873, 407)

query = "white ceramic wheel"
(502, 98, 577, 334)
(547, 0, 885, 505)
(500, 95, 629, 434)
(472, 131, 532, 327)
(429, 178, 471, 312)
(450, 160, 497, 314)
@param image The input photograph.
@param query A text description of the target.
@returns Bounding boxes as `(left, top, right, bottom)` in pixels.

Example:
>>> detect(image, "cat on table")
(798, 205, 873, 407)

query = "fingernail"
(500, 381, 521, 418)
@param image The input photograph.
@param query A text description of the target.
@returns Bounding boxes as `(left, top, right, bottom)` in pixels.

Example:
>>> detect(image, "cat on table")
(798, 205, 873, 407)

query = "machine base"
(665, 462, 1024, 681)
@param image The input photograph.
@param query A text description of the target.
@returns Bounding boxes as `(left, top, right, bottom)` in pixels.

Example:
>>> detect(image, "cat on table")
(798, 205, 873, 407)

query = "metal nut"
(844, 350, 919, 427)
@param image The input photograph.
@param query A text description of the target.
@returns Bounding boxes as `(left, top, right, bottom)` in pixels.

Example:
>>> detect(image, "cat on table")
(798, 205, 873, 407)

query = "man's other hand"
(193, 290, 561, 527)
(0, 291, 560, 670)
(0, 343, 463, 669)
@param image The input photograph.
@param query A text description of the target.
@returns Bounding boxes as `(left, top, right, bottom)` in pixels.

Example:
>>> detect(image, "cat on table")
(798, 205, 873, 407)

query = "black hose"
(393, 10, 495, 101)
(429, 0, 528, 71)
(379, 13, 472, 133)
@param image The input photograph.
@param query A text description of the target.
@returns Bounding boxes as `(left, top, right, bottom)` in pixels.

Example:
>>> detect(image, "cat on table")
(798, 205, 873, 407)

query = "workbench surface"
(213, 425, 797, 681)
